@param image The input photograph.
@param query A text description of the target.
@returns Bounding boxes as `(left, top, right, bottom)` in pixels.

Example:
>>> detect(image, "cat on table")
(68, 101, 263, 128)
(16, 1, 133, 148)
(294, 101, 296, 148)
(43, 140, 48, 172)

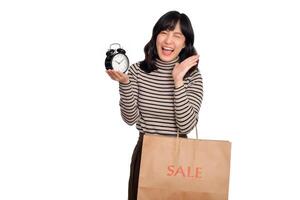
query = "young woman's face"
(156, 22, 186, 62)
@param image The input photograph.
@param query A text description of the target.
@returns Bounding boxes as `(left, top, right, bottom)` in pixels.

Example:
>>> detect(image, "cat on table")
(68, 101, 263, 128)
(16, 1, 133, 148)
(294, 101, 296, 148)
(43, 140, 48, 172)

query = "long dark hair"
(140, 11, 198, 77)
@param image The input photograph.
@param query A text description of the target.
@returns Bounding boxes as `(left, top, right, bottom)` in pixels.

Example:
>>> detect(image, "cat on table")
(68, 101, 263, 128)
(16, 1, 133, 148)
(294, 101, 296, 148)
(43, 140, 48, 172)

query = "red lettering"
(195, 167, 202, 178)
(167, 165, 175, 176)
(166, 165, 202, 179)
(187, 166, 194, 178)
(174, 166, 185, 177)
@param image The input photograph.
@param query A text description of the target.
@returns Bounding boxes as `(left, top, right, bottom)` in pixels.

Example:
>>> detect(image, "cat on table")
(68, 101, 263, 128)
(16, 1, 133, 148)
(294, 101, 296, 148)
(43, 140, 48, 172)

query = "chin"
(158, 53, 177, 62)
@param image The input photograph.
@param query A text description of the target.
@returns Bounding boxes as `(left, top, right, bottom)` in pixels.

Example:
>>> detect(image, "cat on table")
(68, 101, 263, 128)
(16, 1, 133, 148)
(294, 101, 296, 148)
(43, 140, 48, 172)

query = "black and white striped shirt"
(119, 57, 203, 135)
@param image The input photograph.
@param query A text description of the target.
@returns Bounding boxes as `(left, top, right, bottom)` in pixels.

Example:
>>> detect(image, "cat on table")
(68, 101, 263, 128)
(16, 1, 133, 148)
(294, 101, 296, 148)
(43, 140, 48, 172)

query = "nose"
(164, 33, 172, 44)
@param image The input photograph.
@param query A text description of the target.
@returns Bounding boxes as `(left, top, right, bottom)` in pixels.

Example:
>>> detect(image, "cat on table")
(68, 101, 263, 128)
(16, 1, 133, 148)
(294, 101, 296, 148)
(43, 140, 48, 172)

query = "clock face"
(111, 53, 129, 73)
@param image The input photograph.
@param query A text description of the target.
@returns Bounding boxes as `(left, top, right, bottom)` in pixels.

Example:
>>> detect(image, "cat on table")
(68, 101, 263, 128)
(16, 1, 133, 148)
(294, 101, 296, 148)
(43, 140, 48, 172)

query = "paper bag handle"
(176, 125, 198, 139)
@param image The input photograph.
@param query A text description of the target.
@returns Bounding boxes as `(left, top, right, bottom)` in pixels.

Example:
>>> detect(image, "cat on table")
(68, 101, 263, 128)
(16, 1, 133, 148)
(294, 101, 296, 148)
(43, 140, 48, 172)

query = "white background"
(1, 0, 299, 199)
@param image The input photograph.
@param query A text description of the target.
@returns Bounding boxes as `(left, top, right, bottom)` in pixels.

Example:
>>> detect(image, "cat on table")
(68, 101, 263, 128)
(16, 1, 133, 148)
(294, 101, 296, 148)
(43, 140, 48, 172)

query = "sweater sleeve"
(119, 63, 140, 125)
(174, 70, 203, 134)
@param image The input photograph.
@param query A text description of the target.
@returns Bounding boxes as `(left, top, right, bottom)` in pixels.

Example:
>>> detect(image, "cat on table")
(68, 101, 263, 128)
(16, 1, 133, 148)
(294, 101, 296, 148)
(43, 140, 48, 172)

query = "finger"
(181, 56, 198, 66)
(187, 57, 199, 65)
(106, 70, 114, 78)
(186, 55, 199, 61)
(106, 70, 115, 77)
(190, 60, 198, 66)
(115, 70, 127, 78)
(188, 55, 199, 63)
(107, 70, 119, 80)
(114, 71, 124, 80)
(112, 71, 123, 80)
(184, 61, 198, 71)
(191, 55, 200, 61)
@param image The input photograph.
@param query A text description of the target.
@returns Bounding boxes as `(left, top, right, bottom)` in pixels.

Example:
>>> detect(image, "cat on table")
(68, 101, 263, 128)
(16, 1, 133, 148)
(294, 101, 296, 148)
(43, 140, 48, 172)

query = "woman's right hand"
(106, 69, 130, 84)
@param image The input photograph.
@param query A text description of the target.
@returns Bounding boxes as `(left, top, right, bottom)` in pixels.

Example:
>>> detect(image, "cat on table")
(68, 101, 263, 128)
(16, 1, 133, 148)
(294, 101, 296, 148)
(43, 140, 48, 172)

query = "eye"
(174, 34, 182, 39)
(160, 31, 168, 35)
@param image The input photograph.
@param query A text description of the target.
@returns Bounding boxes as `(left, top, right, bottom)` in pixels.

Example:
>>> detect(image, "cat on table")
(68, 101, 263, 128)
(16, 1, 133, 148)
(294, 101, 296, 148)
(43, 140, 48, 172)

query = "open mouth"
(162, 47, 174, 56)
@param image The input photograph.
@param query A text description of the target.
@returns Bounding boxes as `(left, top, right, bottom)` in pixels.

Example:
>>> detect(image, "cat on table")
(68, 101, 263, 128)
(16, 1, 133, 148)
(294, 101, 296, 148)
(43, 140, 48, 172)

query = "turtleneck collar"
(155, 57, 179, 69)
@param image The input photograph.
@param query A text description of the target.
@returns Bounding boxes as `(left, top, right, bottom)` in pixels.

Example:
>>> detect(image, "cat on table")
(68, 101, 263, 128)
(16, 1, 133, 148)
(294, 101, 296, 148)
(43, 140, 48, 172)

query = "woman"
(106, 10, 203, 200)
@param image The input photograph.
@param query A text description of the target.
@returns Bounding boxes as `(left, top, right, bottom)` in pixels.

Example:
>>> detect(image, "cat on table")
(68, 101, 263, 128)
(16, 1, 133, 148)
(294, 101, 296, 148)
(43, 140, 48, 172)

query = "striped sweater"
(119, 57, 203, 135)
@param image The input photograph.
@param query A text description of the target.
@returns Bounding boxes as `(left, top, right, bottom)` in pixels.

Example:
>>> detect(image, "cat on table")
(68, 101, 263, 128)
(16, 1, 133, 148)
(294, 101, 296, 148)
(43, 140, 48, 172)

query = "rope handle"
(174, 125, 199, 160)
(176, 125, 199, 139)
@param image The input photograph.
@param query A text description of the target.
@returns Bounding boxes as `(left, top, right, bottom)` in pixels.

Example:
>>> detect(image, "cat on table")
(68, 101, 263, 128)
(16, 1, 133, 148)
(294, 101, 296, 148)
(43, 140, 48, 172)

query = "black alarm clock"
(105, 43, 129, 73)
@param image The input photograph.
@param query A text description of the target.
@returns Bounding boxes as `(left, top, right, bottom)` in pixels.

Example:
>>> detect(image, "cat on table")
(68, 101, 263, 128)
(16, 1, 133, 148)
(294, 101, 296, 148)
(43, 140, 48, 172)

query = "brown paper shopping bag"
(137, 131, 231, 200)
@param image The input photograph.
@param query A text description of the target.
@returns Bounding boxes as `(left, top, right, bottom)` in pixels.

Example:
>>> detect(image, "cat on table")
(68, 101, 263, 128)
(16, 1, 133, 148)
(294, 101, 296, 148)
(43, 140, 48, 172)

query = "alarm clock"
(105, 43, 129, 73)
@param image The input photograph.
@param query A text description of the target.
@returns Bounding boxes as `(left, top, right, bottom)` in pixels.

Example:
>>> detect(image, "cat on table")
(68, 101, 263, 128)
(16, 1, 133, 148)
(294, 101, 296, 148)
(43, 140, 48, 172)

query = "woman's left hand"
(172, 55, 199, 88)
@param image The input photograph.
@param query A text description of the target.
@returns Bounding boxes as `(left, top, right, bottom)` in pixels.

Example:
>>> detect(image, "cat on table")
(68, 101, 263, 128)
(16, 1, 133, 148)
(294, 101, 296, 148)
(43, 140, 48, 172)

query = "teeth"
(163, 47, 174, 51)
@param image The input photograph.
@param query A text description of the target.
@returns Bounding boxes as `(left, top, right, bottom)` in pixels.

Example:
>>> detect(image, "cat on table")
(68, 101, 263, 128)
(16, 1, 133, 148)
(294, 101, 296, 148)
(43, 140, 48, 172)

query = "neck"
(155, 57, 179, 66)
